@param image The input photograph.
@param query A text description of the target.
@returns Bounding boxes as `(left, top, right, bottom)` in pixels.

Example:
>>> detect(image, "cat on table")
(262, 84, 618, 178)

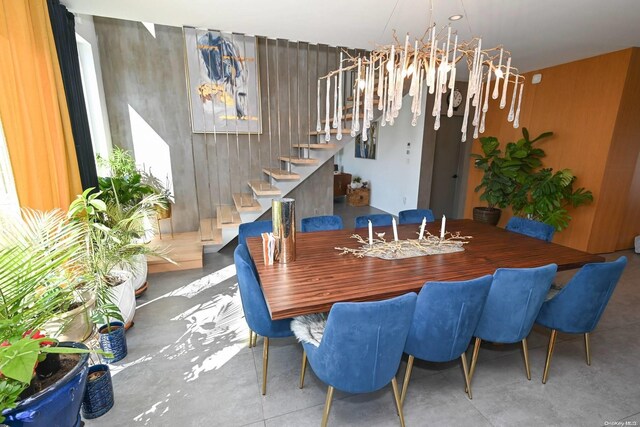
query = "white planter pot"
(109, 270, 136, 328)
(129, 254, 148, 292)
(42, 293, 96, 342)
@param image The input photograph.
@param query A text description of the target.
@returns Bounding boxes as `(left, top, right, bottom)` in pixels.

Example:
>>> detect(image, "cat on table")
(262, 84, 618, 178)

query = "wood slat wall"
(463, 48, 640, 253)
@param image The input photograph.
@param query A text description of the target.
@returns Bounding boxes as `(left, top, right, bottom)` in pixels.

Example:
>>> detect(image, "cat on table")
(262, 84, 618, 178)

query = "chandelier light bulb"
(358, 79, 366, 91)
(386, 60, 394, 72)
(494, 69, 504, 79)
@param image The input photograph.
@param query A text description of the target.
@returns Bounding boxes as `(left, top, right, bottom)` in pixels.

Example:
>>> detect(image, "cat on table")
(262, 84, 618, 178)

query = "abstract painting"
(184, 28, 261, 133)
(355, 122, 378, 159)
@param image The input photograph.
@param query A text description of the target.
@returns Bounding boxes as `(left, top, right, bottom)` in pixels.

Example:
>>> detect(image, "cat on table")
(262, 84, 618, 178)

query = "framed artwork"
(184, 28, 262, 134)
(355, 122, 378, 159)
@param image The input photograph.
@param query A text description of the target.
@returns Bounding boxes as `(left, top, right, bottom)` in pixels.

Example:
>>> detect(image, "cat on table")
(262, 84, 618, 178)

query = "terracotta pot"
(473, 207, 502, 226)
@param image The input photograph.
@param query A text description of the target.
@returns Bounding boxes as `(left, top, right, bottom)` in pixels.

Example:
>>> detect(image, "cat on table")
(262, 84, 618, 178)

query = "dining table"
(246, 219, 604, 320)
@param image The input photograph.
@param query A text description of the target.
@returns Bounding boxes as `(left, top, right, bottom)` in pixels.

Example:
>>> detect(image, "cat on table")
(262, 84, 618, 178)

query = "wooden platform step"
(216, 205, 242, 229)
(293, 143, 337, 150)
(278, 156, 319, 165)
(263, 168, 301, 180)
(147, 231, 204, 273)
(309, 128, 350, 136)
(248, 180, 281, 196)
(232, 193, 262, 212)
(199, 218, 223, 243)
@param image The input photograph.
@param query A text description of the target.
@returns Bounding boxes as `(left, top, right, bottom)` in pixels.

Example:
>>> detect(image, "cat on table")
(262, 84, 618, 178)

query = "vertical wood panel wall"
(463, 48, 640, 253)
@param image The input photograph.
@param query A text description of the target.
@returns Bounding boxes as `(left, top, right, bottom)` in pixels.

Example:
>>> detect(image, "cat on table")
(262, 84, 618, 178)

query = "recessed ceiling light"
(449, 14, 463, 21)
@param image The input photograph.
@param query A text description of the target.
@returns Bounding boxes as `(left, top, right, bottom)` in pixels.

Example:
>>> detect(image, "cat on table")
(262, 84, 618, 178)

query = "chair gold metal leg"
(321, 386, 335, 427)
(299, 350, 307, 389)
(461, 353, 473, 399)
(522, 338, 531, 380)
(252, 331, 257, 348)
(391, 377, 406, 427)
(468, 337, 481, 384)
(261, 337, 269, 395)
(584, 332, 591, 366)
(542, 329, 558, 384)
(248, 330, 254, 348)
(400, 355, 414, 406)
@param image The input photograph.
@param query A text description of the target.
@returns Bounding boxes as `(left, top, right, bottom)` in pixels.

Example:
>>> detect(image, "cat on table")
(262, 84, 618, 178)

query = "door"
(429, 115, 463, 218)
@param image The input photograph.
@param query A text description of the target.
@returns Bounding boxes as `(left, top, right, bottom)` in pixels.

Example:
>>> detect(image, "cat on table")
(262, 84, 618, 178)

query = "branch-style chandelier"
(318, 25, 524, 143)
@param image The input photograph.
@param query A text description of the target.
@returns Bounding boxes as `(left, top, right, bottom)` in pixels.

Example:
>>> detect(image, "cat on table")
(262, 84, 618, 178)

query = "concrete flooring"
(84, 243, 640, 426)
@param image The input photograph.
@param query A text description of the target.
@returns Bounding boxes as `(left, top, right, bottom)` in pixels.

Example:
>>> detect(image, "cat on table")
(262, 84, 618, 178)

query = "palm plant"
(67, 189, 169, 329)
(0, 210, 97, 419)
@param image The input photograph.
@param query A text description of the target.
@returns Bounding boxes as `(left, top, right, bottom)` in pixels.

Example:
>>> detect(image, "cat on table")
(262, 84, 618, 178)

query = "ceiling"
(64, 0, 640, 73)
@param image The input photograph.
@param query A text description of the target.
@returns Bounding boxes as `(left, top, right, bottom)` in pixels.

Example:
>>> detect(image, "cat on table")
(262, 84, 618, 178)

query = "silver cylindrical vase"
(272, 198, 296, 263)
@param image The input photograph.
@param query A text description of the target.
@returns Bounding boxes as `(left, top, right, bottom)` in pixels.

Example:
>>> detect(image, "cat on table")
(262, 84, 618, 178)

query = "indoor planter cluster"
(472, 128, 593, 231)
(0, 148, 172, 425)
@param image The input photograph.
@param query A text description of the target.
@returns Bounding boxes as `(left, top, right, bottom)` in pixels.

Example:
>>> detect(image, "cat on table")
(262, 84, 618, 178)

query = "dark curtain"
(47, 0, 98, 190)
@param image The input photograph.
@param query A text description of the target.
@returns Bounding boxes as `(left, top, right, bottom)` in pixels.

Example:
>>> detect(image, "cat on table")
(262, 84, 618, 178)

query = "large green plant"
(97, 147, 155, 208)
(472, 128, 552, 209)
(68, 189, 169, 328)
(473, 128, 593, 231)
(0, 211, 104, 420)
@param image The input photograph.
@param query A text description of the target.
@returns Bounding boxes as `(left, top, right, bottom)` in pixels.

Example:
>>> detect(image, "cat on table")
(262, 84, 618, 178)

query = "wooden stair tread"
(278, 156, 319, 165)
(147, 231, 204, 273)
(293, 143, 337, 150)
(248, 180, 281, 196)
(198, 218, 223, 243)
(263, 168, 301, 180)
(232, 193, 262, 212)
(309, 128, 350, 136)
(216, 205, 242, 229)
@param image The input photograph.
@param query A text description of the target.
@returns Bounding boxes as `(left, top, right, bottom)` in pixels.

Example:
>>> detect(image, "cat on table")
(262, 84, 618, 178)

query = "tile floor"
(84, 240, 640, 427)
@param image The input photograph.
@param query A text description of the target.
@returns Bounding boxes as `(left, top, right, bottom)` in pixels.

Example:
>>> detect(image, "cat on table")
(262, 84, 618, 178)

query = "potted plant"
(471, 128, 550, 225)
(351, 176, 363, 189)
(0, 210, 109, 426)
(82, 363, 114, 419)
(509, 137, 593, 231)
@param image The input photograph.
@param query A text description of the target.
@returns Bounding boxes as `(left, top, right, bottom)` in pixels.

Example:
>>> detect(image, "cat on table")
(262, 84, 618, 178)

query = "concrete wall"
(336, 86, 427, 216)
(93, 17, 343, 232)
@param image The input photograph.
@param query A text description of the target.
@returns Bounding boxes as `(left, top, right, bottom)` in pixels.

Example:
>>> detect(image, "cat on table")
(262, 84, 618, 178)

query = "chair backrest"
(474, 264, 557, 343)
(234, 244, 273, 336)
(314, 293, 417, 394)
(238, 220, 272, 246)
(505, 216, 555, 242)
(354, 214, 393, 228)
(405, 275, 493, 363)
(398, 209, 435, 225)
(301, 215, 344, 233)
(537, 256, 627, 333)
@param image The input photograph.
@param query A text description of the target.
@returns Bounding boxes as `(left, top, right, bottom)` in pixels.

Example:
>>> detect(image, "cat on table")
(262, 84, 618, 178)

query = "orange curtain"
(0, 0, 81, 211)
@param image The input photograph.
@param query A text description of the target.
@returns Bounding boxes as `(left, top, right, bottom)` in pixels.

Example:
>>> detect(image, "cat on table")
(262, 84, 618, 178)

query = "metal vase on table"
(272, 198, 296, 263)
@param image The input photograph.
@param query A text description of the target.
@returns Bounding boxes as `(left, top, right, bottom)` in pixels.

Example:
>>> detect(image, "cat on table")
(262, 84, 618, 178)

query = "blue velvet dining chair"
(299, 293, 417, 427)
(536, 256, 627, 384)
(505, 216, 555, 242)
(398, 209, 435, 225)
(401, 275, 493, 403)
(469, 264, 557, 384)
(354, 214, 393, 228)
(234, 244, 293, 395)
(301, 215, 344, 232)
(238, 220, 272, 246)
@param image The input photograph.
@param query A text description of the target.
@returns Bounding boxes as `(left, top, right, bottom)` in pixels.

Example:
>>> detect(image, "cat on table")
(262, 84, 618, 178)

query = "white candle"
(419, 217, 426, 240)
(500, 56, 511, 109)
(492, 48, 504, 99)
(368, 220, 373, 246)
(440, 215, 446, 240)
(392, 217, 398, 241)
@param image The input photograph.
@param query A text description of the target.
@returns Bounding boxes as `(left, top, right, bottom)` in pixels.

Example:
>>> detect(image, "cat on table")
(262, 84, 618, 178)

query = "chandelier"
(317, 25, 524, 143)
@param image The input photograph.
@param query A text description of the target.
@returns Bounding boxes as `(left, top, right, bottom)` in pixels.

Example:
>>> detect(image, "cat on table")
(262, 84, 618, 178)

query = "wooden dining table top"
(246, 219, 604, 320)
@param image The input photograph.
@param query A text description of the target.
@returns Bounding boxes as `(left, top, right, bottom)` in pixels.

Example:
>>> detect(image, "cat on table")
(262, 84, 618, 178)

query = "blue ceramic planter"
(1, 342, 90, 427)
(81, 364, 114, 419)
(98, 321, 127, 363)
